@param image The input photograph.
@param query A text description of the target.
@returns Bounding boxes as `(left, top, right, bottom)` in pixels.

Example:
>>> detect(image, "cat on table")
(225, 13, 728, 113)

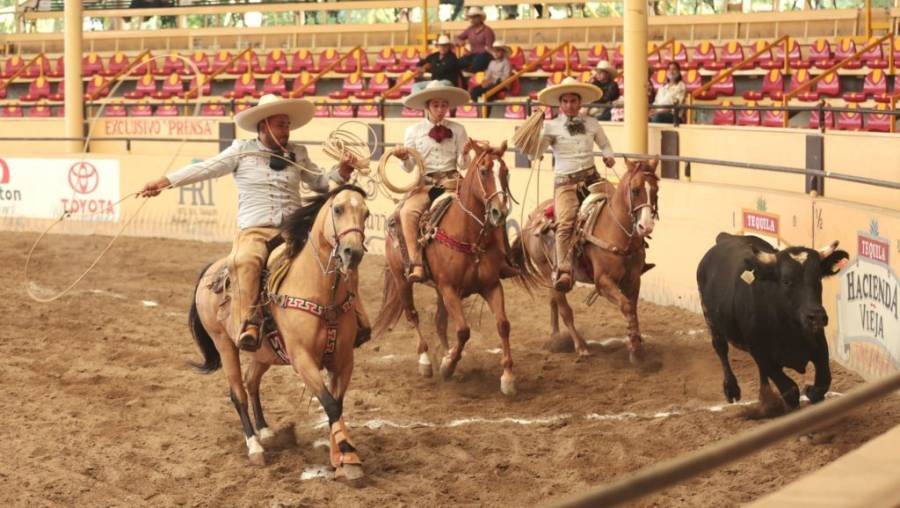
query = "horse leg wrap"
(329, 418, 361, 468)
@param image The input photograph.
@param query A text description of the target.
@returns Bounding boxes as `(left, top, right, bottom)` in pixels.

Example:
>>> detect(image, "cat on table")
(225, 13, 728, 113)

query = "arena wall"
(0, 118, 897, 380)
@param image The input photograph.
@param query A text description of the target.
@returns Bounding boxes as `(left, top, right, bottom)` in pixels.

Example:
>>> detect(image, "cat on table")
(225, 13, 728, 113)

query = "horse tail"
(510, 230, 544, 293)
(372, 267, 405, 340)
(188, 262, 221, 374)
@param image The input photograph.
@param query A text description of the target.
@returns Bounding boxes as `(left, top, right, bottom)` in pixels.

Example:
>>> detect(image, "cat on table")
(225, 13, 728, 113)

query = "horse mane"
(280, 184, 367, 257)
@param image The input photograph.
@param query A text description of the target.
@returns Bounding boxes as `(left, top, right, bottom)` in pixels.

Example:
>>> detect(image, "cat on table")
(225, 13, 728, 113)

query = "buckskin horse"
(512, 158, 660, 363)
(188, 184, 369, 481)
(373, 140, 520, 396)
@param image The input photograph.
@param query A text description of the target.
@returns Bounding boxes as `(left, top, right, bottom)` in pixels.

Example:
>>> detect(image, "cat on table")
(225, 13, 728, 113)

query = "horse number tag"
(740, 270, 756, 285)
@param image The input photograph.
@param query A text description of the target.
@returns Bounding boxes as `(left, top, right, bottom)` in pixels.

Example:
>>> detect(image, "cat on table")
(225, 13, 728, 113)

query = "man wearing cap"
(469, 41, 512, 102)
(416, 34, 463, 88)
(392, 81, 516, 282)
(590, 61, 619, 121)
(533, 77, 616, 292)
(139, 94, 368, 351)
(455, 7, 495, 73)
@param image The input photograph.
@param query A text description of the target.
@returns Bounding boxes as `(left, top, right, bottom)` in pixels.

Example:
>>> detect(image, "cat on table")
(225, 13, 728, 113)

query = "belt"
(554, 166, 598, 187)
(424, 170, 459, 185)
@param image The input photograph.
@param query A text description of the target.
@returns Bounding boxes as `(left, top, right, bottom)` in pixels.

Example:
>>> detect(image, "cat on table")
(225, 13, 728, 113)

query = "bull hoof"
(336, 464, 365, 483)
(724, 378, 742, 403)
(804, 385, 827, 404)
(500, 373, 517, 397)
(781, 386, 801, 409)
(418, 353, 433, 378)
(439, 355, 454, 380)
(258, 427, 275, 444)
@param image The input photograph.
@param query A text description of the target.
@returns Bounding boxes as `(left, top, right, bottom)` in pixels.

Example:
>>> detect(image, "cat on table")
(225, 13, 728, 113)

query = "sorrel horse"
(188, 185, 369, 480)
(373, 140, 520, 396)
(512, 158, 660, 363)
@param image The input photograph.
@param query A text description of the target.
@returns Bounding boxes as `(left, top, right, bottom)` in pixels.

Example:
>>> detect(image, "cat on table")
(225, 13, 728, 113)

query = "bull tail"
(372, 267, 406, 340)
(188, 262, 221, 374)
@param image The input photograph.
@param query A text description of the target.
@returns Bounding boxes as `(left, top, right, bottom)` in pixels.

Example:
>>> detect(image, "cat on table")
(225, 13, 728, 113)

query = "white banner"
(0, 157, 120, 221)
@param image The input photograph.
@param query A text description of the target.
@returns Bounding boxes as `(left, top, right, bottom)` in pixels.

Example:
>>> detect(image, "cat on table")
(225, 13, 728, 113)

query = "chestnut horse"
(188, 185, 369, 480)
(374, 141, 519, 396)
(512, 158, 660, 362)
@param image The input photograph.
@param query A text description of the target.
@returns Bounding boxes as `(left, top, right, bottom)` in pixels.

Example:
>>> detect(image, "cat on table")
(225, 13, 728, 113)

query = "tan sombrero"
(466, 6, 486, 18)
(403, 80, 471, 110)
(234, 93, 315, 131)
(537, 76, 603, 106)
(436, 34, 452, 46)
(491, 40, 510, 54)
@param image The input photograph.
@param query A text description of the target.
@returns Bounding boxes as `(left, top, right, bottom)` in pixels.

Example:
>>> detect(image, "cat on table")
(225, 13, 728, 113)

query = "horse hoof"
(336, 464, 365, 483)
(258, 427, 275, 443)
(248, 451, 266, 466)
(629, 347, 645, 365)
(418, 353, 433, 378)
(439, 356, 454, 380)
(500, 374, 517, 397)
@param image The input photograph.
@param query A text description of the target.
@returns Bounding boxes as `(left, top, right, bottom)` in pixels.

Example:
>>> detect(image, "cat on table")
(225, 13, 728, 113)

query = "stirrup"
(407, 265, 425, 283)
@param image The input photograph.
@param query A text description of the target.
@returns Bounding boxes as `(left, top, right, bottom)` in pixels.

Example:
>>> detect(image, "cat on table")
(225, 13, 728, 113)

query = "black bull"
(697, 233, 849, 414)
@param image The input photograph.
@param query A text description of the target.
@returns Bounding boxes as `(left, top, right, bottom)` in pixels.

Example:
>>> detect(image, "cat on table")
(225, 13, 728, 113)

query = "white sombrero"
(466, 6, 486, 18)
(436, 34, 452, 46)
(491, 40, 510, 54)
(234, 93, 315, 132)
(403, 80, 471, 110)
(595, 60, 612, 72)
(537, 76, 603, 106)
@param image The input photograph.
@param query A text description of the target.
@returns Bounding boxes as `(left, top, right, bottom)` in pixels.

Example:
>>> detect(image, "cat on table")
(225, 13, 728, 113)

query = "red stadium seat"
(585, 44, 610, 68)
(20, 76, 52, 101)
(0, 84, 6, 99)
(770, 69, 811, 101)
(28, 102, 52, 118)
(767, 39, 805, 70)
(366, 72, 390, 96)
(371, 48, 397, 73)
(288, 71, 316, 97)
(129, 100, 154, 117)
(257, 49, 288, 74)
(230, 51, 259, 75)
(131, 53, 158, 76)
(182, 73, 212, 99)
(862, 69, 888, 98)
(262, 71, 287, 96)
(224, 72, 259, 99)
(710, 73, 735, 97)
(82, 52, 104, 76)
(329, 73, 365, 99)
(401, 106, 423, 118)
(2, 55, 24, 78)
(234, 98, 253, 114)
(578, 70, 592, 83)
(504, 104, 526, 119)
(712, 100, 735, 125)
(467, 71, 486, 92)
(357, 104, 379, 118)
(49, 78, 64, 101)
(747, 40, 771, 69)
(454, 104, 478, 118)
(156, 100, 179, 117)
(23, 54, 50, 78)
(337, 49, 369, 74)
(808, 39, 832, 69)
(545, 46, 580, 72)
(719, 41, 745, 68)
(834, 38, 862, 69)
(211, 50, 233, 74)
(156, 73, 184, 99)
(187, 51, 210, 75)
(314, 103, 331, 118)
(837, 103, 862, 130)
(842, 91, 867, 103)
(102, 52, 130, 77)
(650, 69, 666, 91)
(103, 100, 127, 117)
(693, 41, 721, 70)
(666, 41, 689, 68)
(397, 47, 421, 71)
(85, 75, 110, 100)
(808, 102, 834, 130)
(865, 103, 891, 132)
(48, 55, 64, 78)
(288, 49, 314, 73)
(1, 104, 23, 117)
(508, 45, 525, 71)
(387, 70, 416, 98)
(647, 41, 663, 70)
(333, 101, 355, 118)
(156, 52, 185, 76)
(683, 69, 703, 95)
(761, 108, 785, 127)
(893, 36, 900, 66)
(612, 45, 625, 68)
(315, 48, 341, 73)
(200, 101, 226, 117)
(860, 37, 885, 68)
(814, 71, 840, 99)
(742, 69, 783, 101)
(736, 101, 760, 126)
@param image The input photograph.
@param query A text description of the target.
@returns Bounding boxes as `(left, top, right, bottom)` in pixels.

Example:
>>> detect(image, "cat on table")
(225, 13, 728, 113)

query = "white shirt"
(402, 118, 470, 175)
(536, 114, 614, 175)
(166, 138, 344, 230)
(653, 81, 686, 106)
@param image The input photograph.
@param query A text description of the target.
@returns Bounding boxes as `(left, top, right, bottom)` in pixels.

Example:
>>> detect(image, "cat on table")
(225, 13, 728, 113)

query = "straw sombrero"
(403, 80, 471, 110)
(491, 40, 511, 54)
(234, 93, 315, 132)
(595, 60, 612, 72)
(436, 34, 452, 46)
(537, 76, 603, 106)
(466, 6, 486, 18)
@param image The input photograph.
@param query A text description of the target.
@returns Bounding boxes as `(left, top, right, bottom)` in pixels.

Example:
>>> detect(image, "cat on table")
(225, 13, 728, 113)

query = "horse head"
(323, 186, 369, 270)
(620, 157, 660, 238)
(463, 139, 511, 229)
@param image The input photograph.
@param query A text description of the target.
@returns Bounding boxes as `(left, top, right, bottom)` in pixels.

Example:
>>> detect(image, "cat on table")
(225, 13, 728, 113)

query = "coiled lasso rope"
(24, 54, 217, 303)
(323, 120, 378, 174)
(376, 146, 425, 197)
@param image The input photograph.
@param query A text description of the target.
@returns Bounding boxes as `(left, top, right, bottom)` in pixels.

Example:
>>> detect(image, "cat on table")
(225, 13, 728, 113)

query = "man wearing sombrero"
(534, 77, 616, 292)
(416, 34, 463, 87)
(139, 94, 366, 351)
(455, 6, 495, 73)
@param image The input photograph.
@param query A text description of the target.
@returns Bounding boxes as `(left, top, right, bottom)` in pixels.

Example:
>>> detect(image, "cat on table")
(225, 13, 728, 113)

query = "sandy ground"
(2, 231, 899, 508)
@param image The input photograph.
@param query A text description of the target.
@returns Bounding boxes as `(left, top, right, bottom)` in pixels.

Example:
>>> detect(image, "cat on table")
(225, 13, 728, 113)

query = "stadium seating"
(103, 52, 130, 76)
(314, 103, 330, 117)
(742, 69, 784, 100)
(1, 104, 23, 117)
(2, 55, 25, 78)
(288, 49, 314, 73)
(315, 48, 341, 73)
(212, 50, 233, 73)
(129, 100, 154, 117)
(20, 76, 51, 101)
(85, 75, 110, 100)
(836, 103, 863, 130)
(156, 100, 179, 117)
(865, 103, 891, 132)
(257, 49, 288, 74)
(329, 73, 365, 99)
(736, 101, 760, 126)
(585, 44, 610, 68)
(372, 48, 397, 73)
(230, 51, 260, 75)
(132, 53, 158, 75)
(720, 41, 745, 68)
(693, 41, 720, 70)
(188, 51, 210, 74)
(262, 71, 287, 96)
(834, 38, 863, 69)
(333, 101, 355, 118)
(357, 104, 379, 118)
(182, 73, 212, 98)
(288, 72, 316, 97)
(28, 101, 52, 118)
(683, 69, 702, 95)
(761, 108, 785, 127)
(455, 105, 479, 118)
(397, 47, 421, 71)
(157, 53, 185, 76)
(337, 50, 368, 74)
(156, 73, 184, 99)
(82, 53, 104, 76)
(508, 45, 526, 70)
(808, 102, 834, 130)
(712, 100, 735, 125)
(504, 104, 526, 119)
(103, 100, 127, 117)
(224, 72, 259, 99)
(808, 39, 833, 69)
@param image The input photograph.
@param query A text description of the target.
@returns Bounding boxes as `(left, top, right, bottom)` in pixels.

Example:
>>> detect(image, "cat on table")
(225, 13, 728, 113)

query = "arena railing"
(544, 370, 900, 508)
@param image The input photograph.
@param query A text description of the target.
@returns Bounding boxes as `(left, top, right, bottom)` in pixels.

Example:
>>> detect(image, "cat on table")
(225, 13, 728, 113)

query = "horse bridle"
(609, 171, 659, 239)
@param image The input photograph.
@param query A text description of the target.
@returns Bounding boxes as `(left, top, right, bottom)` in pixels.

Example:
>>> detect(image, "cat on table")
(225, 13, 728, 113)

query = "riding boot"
(238, 319, 262, 352)
(553, 238, 574, 292)
(401, 214, 426, 283)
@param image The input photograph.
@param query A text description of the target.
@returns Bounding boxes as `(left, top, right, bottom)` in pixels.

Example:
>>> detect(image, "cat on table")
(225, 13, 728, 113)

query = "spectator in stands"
(589, 60, 619, 121)
(649, 62, 685, 124)
(417, 34, 463, 88)
(455, 7, 495, 73)
(469, 41, 512, 101)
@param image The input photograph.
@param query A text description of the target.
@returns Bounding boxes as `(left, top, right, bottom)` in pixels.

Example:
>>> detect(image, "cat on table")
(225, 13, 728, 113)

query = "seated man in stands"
(417, 34, 463, 88)
(455, 7, 495, 73)
(469, 41, 512, 102)
(589, 61, 620, 121)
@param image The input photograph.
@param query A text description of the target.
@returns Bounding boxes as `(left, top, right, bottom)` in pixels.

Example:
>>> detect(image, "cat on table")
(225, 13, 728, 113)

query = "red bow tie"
(428, 124, 453, 143)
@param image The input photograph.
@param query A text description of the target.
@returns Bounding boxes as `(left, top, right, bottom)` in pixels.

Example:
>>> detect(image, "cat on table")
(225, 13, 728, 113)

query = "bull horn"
(818, 240, 839, 259)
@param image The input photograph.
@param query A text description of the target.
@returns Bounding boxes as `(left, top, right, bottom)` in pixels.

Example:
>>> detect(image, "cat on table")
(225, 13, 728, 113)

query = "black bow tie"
(564, 117, 586, 136)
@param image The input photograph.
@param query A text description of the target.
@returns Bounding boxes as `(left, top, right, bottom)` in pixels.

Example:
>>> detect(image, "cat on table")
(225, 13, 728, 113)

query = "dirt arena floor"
(3, 231, 900, 507)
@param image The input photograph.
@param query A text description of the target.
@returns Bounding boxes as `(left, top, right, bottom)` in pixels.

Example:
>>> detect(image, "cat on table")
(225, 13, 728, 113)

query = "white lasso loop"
(323, 120, 379, 175)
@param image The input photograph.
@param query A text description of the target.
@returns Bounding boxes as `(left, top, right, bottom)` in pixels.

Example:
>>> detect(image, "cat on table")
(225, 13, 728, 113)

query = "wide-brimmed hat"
(466, 6, 486, 18)
(491, 40, 510, 54)
(234, 93, 315, 132)
(436, 34, 452, 46)
(594, 60, 612, 72)
(537, 76, 603, 106)
(403, 80, 471, 110)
